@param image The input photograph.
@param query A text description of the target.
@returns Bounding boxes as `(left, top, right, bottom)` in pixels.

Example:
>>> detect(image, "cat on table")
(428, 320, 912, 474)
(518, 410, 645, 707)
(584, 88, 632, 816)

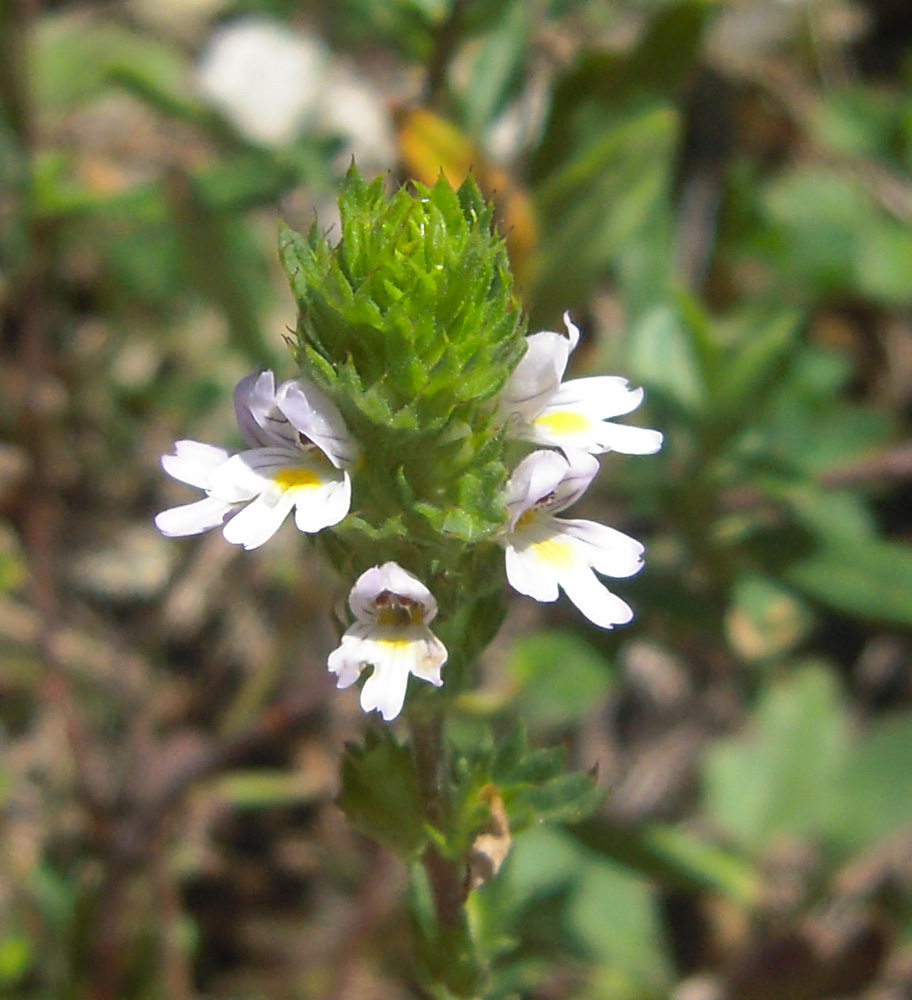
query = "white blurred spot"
(196, 18, 327, 147)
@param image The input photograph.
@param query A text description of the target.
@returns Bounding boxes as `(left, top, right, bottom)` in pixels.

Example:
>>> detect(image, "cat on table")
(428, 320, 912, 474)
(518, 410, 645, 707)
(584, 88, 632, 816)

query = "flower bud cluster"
(155, 171, 661, 721)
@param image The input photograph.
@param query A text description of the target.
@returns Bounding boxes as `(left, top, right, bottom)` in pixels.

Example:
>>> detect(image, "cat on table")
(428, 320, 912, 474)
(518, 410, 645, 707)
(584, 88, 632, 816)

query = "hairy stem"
(408, 712, 484, 997)
(409, 714, 466, 931)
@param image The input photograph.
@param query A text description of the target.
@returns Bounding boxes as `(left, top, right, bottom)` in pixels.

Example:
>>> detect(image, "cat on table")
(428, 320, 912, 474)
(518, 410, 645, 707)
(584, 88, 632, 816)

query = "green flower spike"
(279, 167, 527, 683)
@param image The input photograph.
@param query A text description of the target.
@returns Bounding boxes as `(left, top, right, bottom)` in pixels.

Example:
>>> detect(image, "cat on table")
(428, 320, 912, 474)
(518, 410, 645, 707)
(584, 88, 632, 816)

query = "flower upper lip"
(498, 312, 663, 457)
(276, 378, 360, 469)
(235, 370, 358, 469)
(503, 448, 599, 530)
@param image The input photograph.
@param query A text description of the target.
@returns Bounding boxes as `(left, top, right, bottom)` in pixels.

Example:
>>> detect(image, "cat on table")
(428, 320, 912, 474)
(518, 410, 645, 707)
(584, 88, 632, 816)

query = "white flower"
(501, 450, 645, 628)
(196, 19, 327, 147)
(328, 562, 447, 722)
(499, 312, 663, 456)
(155, 371, 355, 550)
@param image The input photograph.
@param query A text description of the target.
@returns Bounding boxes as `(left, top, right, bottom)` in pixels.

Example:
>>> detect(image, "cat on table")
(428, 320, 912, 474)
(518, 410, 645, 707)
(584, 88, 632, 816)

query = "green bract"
(279, 166, 526, 600)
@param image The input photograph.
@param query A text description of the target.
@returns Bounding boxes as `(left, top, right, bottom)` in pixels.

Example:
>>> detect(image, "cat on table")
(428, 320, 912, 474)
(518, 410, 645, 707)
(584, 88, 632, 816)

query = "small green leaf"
(626, 304, 705, 412)
(338, 731, 428, 860)
(715, 308, 801, 413)
(0, 936, 32, 987)
(530, 103, 678, 320)
(459, 2, 531, 135)
(506, 826, 582, 905)
(760, 167, 872, 295)
(857, 220, 912, 305)
(834, 713, 912, 848)
(568, 855, 671, 993)
(506, 629, 612, 727)
(704, 664, 848, 852)
(785, 538, 912, 627)
(571, 820, 761, 905)
(517, 771, 604, 827)
(209, 770, 327, 809)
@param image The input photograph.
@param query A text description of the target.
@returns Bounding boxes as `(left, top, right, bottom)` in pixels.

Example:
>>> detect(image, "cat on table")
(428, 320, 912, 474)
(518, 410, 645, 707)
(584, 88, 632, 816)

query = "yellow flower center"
(272, 467, 322, 491)
(534, 410, 590, 435)
(376, 637, 411, 650)
(530, 536, 576, 571)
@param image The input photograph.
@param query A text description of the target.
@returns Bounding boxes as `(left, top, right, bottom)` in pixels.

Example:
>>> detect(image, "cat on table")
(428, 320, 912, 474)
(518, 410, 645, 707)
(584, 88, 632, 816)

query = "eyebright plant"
(154, 166, 662, 996)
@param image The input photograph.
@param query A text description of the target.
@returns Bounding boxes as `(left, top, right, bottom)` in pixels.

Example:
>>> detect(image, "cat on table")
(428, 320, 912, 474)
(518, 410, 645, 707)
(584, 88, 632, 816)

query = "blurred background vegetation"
(3, 0, 912, 997)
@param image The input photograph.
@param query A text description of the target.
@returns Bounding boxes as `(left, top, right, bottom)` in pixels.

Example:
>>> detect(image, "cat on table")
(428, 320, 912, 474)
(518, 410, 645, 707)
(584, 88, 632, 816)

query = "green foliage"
(474, 826, 673, 1000)
(505, 629, 613, 728)
(449, 720, 604, 840)
(706, 666, 912, 859)
(527, 1, 712, 321)
(455, 2, 532, 137)
(531, 103, 678, 322)
(338, 729, 429, 859)
(8, 0, 912, 996)
(33, 13, 188, 112)
(705, 665, 849, 854)
(571, 819, 761, 906)
(282, 167, 523, 427)
(836, 713, 912, 849)
(786, 537, 912, 628)
(0, 936, 32, 990)
(280, 166, 526, 586)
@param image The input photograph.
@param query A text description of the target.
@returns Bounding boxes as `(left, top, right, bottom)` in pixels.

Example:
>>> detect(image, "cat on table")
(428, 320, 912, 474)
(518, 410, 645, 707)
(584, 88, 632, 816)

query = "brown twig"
(719, 443, 912, 513)
(85, 674, 334, 1000)
(424, 0, 470, 106)
(320, 842, 406, 1000)
(6, 0, 103, 814)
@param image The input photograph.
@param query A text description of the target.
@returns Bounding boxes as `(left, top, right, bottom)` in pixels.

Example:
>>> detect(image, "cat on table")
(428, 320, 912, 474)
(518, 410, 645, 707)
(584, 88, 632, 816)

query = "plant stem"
(408, 713, 485, 996)
(409, 714, 466, 931)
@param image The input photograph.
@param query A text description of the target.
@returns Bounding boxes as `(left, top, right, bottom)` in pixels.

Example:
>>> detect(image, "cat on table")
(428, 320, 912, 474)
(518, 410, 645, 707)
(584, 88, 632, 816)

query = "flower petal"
(504, 542, 561, 602)
(551, 377, 645, 419)
(527, 379, 662, 455)
(502, 506, 643, 627)
(549, 451, 600, 513)
(560, 518, 645, 578)
(349, 562, 437, 622)
(329, 567, 447, 721)
(409, 632, 448, 684)
(292, 474, 351, 532)
(328, 629, 371, 689)
(205, 447, 318, 502)
(161, 440, 231, 489)
(278, 379, 358, 469)
(503, 450, 573, 527)
(154, 496, 236, 536)
(359, 651, 412, 721)
(234, 370, 270, 440)
(591, 422, 664, 455)
(559, 568, 634, 628)
(357, 632, 444, 721)
(220, 488, 298, 549)
(561, 311, 581, 352)
(235, 371, 293, 448)
(498, 330, 572, 423)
